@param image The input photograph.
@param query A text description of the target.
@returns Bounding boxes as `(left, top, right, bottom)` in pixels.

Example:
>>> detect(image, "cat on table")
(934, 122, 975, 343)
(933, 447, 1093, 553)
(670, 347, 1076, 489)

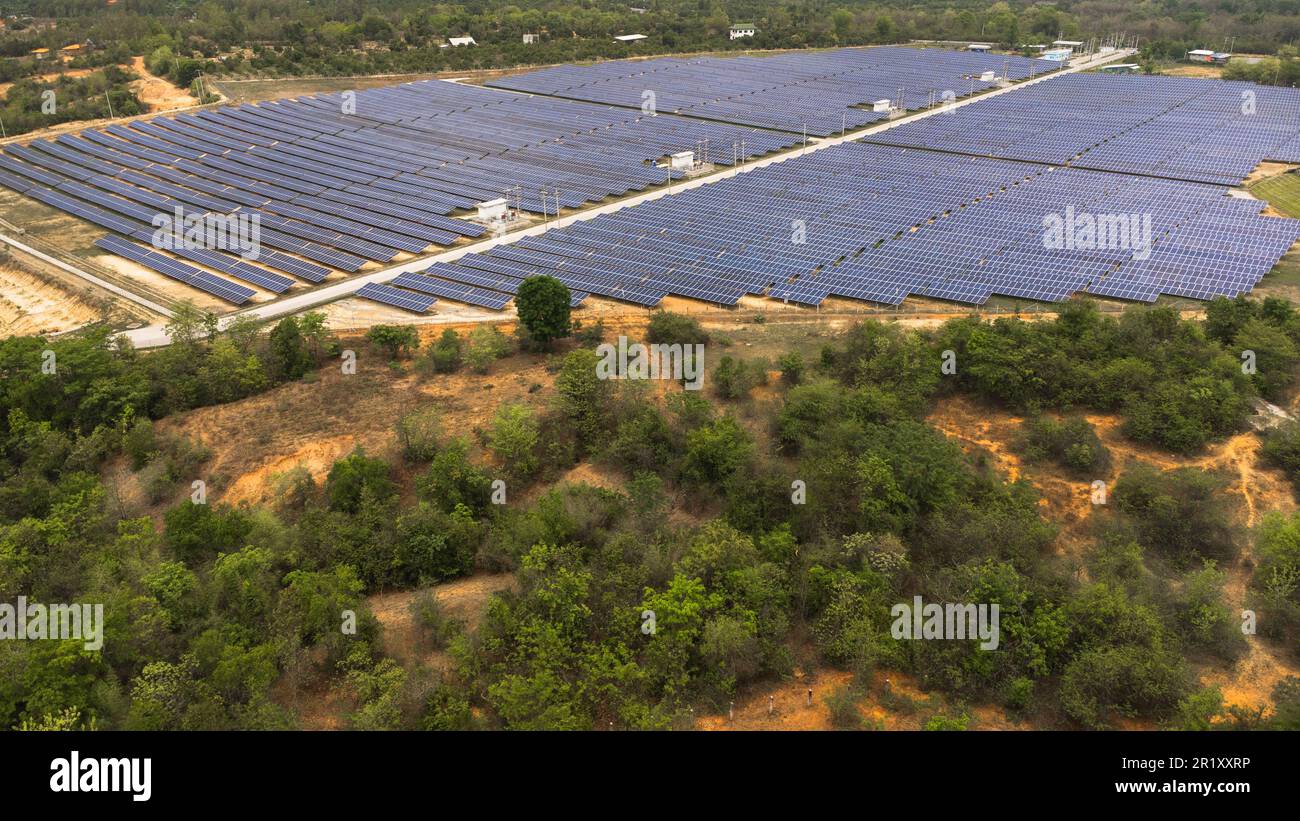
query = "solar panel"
(94, 235, 257, 304)
(356, 282, 437, 313)
(392, 272, 512, 309)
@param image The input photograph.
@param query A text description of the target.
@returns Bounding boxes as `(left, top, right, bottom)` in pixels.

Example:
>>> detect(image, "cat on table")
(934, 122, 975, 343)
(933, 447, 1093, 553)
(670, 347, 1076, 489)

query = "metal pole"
(104, 90, 115, 119)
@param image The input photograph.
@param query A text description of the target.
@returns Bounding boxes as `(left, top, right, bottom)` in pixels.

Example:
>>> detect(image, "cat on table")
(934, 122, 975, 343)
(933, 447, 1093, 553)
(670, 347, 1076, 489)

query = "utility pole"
(104, 90, 115, 119)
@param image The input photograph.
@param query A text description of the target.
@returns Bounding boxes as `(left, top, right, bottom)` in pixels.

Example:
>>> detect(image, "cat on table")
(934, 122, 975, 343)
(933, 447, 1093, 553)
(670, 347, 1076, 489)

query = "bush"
(366, 325, 420, 360)
(464, 325, 512, 373)
(1261, 420, 1300, 494)
(123, 418, 159, 470)
(824, 685, 864, 729)
(423, 329, 463, 374)
(396, 407, 442, 462)
(409, 591, 463, 650)
(712, 355, 769, 400)
(923, 713, 971, 731)
(488, 403, 539, 480)
(777, 351, 805, 384)
(1014, 416, 1110, 477)
(1059, 644, 1192, 729)
(324, 448, 396, 513)
(268, 317, 312, 380)
(1111, 464, 1240, 566)
(646, 311, 709, 347)
(415, 438, 493, 514)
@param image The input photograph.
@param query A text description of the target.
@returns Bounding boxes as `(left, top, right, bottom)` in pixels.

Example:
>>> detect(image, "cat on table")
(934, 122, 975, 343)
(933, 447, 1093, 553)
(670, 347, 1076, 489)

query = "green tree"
(516, 275, 572, 348)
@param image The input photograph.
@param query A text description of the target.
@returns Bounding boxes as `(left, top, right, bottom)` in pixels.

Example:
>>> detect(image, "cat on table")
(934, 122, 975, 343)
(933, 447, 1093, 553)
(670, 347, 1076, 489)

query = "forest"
(1, 284, 1298, 730)
(2, 1, 1298, 83)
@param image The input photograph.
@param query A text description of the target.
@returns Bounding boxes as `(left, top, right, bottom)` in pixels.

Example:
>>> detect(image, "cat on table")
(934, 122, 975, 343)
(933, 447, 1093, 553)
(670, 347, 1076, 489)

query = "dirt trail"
(927, 395, 1300, 714)
(696, 669, 1019, 730)
(129, 56, 199, 112)
(368, 573, 516, 669)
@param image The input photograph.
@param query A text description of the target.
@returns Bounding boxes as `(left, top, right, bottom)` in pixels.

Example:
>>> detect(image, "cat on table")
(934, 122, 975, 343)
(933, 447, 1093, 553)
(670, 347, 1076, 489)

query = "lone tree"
(516, 275, 572, 349)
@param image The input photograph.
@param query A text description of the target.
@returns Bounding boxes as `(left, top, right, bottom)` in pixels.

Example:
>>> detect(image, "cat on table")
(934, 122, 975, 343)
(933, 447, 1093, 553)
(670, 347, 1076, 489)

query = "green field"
(1251, 171, 1300, 217)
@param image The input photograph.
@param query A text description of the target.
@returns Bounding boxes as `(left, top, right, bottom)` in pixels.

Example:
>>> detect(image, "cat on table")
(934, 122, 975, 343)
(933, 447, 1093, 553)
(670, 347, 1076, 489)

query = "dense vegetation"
(1, 295, 1298, 730)
(4, 0, 1299, 84)
(0, 64, 142, 137)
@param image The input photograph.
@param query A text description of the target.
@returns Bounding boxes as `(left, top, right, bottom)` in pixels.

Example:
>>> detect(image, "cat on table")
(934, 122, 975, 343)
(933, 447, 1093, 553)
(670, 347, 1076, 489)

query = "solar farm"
(487, 46, 1062, 136)
(3, 45, 1300, 319)
(866, 73, 1300, 185)
(0, 75, 798, 308)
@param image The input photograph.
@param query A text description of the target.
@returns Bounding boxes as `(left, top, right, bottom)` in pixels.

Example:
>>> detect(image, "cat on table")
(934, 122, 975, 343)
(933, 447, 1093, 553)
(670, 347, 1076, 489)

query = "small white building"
(1042, 49, 1072, 62)
(872, 99, 892, 113)
(979, 70, 997, 82)
(669, 151, 694, 171)
(447, 35, 476, 47)
(968, 43, 993, 53)
(522, 33, 539, 44)
(476, 198, 508, 221)
(614, 33, 647, 42)
(1186, 49, 1215, 62)
(730, 24, 756, 41)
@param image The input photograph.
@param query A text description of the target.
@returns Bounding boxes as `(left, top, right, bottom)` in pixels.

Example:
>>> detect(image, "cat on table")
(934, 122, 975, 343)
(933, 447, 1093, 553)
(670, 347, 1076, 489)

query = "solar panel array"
(434, 142, 1300, 309)
(0, 77, 796, 305)
(488, 46, 1062, 136)
(866, 73, 1300, 186)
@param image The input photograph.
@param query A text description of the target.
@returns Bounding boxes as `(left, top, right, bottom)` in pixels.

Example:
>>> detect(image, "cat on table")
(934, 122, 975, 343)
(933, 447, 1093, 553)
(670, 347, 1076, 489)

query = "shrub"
(824, 685, 864, 729)
(488, 403, 539, 480)
(396, 407, 442, 462)
(777, 351, 805, 384)
(423, 329, 463, 374)
(1014, 416, 1110, 477)
(366, 325, 420, 360)
(1111, 464, 1239, 565)
(712, 355, 769, 400)
(646, 311, 709, 347)
(324, 448, 396, 513)
(464, 325, 512, 373)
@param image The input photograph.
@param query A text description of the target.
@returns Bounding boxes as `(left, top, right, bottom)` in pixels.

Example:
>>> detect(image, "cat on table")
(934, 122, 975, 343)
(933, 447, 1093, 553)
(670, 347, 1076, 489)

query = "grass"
(1251, 171, 1300, 218)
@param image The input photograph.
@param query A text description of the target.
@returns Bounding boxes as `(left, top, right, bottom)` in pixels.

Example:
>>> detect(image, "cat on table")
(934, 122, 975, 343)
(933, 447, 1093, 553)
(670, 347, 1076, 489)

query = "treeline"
(2, 293, 1299, 730)
(12, 0, 1300, 82)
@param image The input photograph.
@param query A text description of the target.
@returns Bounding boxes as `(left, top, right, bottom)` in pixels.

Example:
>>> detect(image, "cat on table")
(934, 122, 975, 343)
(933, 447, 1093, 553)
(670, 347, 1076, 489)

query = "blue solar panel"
(356, 282, 437, 313)
(95, 235, 256, 304)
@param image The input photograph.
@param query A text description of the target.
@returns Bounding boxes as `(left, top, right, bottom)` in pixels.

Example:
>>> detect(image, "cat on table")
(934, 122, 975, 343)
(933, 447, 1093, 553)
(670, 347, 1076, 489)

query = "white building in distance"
(730, 24, 756, 41)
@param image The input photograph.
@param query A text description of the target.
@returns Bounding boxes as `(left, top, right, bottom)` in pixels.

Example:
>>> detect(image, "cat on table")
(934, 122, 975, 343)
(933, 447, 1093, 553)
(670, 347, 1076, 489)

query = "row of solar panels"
(428, 141, 1300, 311)
(866, 73, 1300, 186)
(488, 45, 1062, 136)
(0, 75, 802, 307)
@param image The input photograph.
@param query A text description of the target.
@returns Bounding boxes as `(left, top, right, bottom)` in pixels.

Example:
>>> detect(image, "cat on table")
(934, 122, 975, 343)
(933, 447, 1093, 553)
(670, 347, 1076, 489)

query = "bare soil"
(0, 263, 100, 337)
